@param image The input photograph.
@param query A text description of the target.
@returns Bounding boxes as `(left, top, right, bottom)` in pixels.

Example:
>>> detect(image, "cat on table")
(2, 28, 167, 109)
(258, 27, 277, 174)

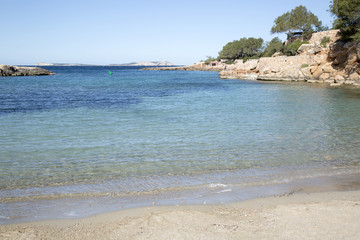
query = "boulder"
(349, 72, 360, 81)
(322, 63, 336, 73)
(328, 42, 345, 59)
(344, 80, 355, 85)
(297, 44, 322, 55)
(301, 66, 312, 78)
(319, 73, 331, 80)
(244, 59, 259, 70)
(335, 75, 345, 82)
(272, 52, 282, 57)
(309, 30, 341, 45)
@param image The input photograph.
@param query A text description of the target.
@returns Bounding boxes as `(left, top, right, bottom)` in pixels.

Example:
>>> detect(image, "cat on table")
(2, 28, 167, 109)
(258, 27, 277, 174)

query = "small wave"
(217, 188, 232, 193)
(209, 183, 228, 188)
(65, 211, 78, 217)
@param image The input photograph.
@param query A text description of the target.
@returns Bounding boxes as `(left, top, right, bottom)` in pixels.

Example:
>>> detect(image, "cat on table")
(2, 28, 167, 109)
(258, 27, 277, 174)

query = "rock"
(297, 44, 322, 55)
(313, 54, 328, 65)
(349, 72, 360, 80)
(324, 79, 335, 83)
(0, 65, 54, 77)
(244, 59, 258, 70)
(146, 30, 360, 87)
(335, 75, 345, 82)
(224, 64, 237, 70)
(272, 52, 282, 57)
(312, 68, 324, 78)
(262, 68, 271, 74)
(333, 53, 349, 65)
(328, 42, 348, 65)
(345, 80, 355, 85)
(310, 65, 318, 73)
(328, 42, 344, 58)
(307, 79, 323, 83)
(348, 52, 359, 65)
(309, 30, 341, 45)
(301, 66, 311, 78)
(322, 63, 336, 73)
(312, 45, 323, 54)
(319, 73, 331, 80)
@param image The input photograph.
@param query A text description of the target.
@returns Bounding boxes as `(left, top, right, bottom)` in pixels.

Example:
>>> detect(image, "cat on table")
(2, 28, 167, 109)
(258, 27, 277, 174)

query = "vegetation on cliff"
(262, 37, 283, 57)
(212, 5, 323, 62)
(218, 38, 264, 61)
(330, 0, 360, 42)
(271, 5, 325, 40)
(205, 0, 360, 67)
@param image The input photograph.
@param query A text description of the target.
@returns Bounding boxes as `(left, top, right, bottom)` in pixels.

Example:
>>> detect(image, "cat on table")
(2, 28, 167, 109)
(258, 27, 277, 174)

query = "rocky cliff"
(219, 30, 360, 86)
(0, 65, 54, 77)
(145, 30, 360, 87)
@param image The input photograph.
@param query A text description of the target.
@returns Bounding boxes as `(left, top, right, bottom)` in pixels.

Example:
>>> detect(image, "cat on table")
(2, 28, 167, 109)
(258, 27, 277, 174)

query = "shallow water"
(1, 66, 360, 223)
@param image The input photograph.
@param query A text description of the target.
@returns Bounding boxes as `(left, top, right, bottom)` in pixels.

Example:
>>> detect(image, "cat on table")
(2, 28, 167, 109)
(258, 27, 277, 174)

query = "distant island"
(36, 61, 175, 67)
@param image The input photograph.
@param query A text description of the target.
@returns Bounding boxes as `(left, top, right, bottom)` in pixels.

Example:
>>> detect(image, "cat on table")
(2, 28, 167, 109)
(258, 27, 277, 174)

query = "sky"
(1, 0, 335, 65)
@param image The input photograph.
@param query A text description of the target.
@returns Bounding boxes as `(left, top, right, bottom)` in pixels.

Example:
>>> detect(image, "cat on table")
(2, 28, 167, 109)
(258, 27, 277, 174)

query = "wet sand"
(1, 190, 359, 240)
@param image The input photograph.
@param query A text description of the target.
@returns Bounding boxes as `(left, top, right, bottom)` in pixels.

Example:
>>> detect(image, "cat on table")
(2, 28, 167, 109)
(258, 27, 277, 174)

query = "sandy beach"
(1, 190, 359, 240)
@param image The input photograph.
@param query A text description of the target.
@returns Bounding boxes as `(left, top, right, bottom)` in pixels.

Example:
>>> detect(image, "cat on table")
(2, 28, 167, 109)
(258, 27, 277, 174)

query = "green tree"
(263, 37, 284, 57)
(218, 39, 243, 60)
(283, 40, 308, 56)
(271, 5, 323, 39)
(242, 37, 264, 57)
(218, 37, 264, 60)
(330, 0, 360, 42)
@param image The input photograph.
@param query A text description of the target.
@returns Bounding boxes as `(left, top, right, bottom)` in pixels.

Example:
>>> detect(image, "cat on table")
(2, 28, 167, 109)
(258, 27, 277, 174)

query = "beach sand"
(1, 190, 359, 240)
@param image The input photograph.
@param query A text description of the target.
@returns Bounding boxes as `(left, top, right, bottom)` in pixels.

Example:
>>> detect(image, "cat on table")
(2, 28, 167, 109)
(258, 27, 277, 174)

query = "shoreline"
(1, 189, 359, 239)
(142, 64, 360, 89)
(1, 165, 359, 226)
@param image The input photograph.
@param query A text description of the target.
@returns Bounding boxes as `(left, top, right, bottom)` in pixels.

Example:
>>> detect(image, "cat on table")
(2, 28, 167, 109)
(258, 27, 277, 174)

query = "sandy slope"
(1, 190, 359, 240)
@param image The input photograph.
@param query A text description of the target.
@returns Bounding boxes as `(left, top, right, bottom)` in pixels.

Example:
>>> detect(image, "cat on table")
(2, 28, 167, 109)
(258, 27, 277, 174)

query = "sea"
(1, 66, 360, 224)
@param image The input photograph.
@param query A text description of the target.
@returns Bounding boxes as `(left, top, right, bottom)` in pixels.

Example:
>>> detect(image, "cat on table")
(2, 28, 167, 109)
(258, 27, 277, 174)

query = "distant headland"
(36, 61, 174, 67)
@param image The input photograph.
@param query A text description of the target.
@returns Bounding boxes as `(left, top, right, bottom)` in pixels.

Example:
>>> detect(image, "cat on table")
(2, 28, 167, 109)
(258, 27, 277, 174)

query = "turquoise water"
(1, 66, 360, 223)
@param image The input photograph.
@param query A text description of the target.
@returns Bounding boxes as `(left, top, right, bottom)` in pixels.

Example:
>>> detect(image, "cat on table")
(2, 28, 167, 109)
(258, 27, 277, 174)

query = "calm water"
(1, 66, 360, 223)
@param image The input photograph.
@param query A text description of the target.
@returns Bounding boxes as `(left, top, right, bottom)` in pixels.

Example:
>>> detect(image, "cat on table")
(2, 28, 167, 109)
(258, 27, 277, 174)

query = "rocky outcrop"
(144, 30, 360, 87)
(0, 65, 54, 77)
(220, 55, 312, 81)
(143, 64, 226, 72)
(219, 30, 360, 86)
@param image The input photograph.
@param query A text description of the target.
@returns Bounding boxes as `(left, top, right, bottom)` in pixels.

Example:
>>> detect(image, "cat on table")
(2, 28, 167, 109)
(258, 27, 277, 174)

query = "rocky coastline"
(0, 65, 54, 77)
(143, 65, 225, 72)
(144, 30, 360, 87)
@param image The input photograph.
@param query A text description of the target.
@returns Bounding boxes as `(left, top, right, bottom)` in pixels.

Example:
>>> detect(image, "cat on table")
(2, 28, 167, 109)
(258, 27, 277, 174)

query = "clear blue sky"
(2, 0, 334, 65)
